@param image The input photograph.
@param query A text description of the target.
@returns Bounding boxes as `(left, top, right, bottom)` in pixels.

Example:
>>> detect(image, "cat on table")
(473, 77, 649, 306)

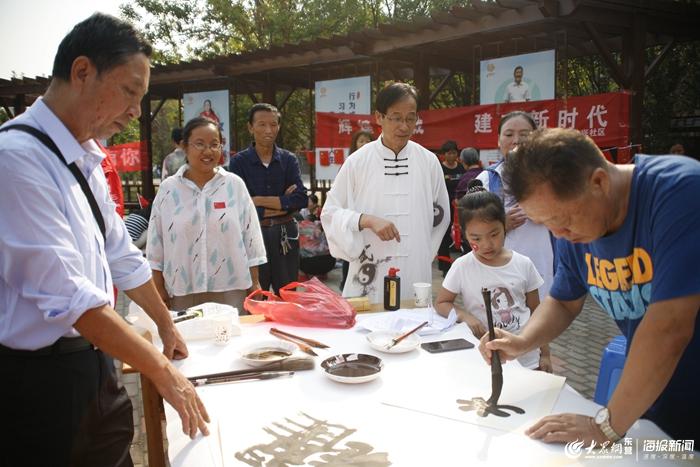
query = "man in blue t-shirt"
(479, 128, 700, 446)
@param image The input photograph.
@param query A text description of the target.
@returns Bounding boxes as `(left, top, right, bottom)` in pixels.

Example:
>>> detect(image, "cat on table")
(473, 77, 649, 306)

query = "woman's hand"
(538, 353, 553, 373)
(505, 205, 527, 232)
(462, 312, 487, 339)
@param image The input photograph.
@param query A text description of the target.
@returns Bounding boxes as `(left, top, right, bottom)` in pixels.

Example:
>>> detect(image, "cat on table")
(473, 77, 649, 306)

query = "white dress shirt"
(147, 165, 267, 297)
(0, 98, 151, 350)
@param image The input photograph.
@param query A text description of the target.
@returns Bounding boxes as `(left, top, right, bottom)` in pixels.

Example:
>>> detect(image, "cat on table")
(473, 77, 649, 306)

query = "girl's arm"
(526, 289, 553, 372)
(436, 286, 487, 338)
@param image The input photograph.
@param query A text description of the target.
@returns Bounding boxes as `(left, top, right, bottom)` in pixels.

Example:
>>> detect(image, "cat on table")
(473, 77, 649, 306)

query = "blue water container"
(594, 335, 627, 405)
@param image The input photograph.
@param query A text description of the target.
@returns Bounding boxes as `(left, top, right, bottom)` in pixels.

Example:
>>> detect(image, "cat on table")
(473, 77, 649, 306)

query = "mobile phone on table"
(421, 338, 475, 353)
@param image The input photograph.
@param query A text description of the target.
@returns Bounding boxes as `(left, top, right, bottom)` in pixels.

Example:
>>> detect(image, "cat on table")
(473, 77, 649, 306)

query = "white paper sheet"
(358, 308, 457, 335)
(381, 357, 566, 433)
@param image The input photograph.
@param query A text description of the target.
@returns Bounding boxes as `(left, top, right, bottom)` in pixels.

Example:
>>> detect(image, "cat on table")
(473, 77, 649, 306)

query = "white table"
(165, 314, 675, 466)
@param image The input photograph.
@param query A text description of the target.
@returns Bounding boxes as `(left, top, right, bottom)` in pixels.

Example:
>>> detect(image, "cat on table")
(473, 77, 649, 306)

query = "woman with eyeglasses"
(147, 117, 266, 313)
(475, 111, 555, 302)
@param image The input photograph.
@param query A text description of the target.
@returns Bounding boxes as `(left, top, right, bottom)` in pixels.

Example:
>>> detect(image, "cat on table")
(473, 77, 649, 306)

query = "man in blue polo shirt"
(479, 128, 699, 445)
(230, 103, 308, 293)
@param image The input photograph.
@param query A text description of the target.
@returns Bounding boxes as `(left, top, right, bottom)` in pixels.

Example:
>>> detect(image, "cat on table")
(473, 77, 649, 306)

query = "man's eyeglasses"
(189, 142, 223, 152)
(382, 114, 419, 126)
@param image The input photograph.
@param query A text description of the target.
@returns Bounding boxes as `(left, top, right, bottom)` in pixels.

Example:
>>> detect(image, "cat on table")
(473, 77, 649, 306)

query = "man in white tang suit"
(321, 83, 450, 304)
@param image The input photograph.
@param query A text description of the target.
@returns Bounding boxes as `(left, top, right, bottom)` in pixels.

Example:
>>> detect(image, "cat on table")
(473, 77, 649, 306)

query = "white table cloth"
(165, 314, 674, 466)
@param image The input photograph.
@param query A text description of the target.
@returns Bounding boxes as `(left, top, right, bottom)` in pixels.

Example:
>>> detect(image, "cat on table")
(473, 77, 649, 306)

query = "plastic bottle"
(384, 267, 401, 311)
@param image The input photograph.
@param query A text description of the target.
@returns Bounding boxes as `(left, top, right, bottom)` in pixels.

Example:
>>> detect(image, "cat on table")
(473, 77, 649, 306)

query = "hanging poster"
(183, 90, 231, 166)
(314, 76, 372, 180)
(480, 50, 555, 105)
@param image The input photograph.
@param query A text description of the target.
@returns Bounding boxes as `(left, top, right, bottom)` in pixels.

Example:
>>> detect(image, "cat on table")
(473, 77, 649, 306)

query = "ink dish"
(321, 353, 383, 384)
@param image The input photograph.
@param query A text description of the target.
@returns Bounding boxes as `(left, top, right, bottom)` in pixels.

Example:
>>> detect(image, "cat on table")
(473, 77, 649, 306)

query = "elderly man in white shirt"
(322, 83, 450, 305)
(0, 13, 209, 467)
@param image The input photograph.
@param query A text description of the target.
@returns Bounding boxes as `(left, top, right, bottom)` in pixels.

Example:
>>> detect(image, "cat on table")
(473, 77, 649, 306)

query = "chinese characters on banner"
(316, 92, 630, 154)
(314, 76, 372, 180)
(104, 141, 147, 172)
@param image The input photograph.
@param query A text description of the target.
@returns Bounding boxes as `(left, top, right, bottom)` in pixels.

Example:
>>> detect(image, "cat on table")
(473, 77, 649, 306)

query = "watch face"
(595, 408, 609, 424)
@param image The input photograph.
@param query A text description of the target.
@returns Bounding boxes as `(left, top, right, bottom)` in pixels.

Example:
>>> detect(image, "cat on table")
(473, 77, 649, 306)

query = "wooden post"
(139, 94, 154, 200)
(623, 14, 646, 146)
(414, 53, 430, 110)
(233, 79, 239, 153)
(13, 93, 26, 115)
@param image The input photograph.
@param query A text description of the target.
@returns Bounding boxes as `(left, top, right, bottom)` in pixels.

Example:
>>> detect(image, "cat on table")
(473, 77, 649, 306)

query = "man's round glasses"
(190, 142, 223, 152)
(382, 114, 419, 125)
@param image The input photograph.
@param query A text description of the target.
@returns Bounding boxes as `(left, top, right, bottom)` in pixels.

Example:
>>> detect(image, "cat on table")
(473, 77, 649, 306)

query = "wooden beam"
(150, 97, 167, 122)
(645, 39, 675, 80)
(277, 88, 295, 111)
(537, 0, 559, 17)
(583, 21, 627, 88)
(429, 71, 455, 106)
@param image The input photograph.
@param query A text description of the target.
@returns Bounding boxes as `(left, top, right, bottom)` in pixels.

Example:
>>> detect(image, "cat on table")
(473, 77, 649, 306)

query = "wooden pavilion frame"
(2, 0, 699, 200)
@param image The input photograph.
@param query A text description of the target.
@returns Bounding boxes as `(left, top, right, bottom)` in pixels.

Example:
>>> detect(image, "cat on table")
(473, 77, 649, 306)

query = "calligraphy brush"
(269, 331, 318, 356)
(481, 287, 503, 405)
(385, 321, 429, 350)
(192, 371, 294, 387)
(187, 355, 314, 383)
(269, 327, 330, 348)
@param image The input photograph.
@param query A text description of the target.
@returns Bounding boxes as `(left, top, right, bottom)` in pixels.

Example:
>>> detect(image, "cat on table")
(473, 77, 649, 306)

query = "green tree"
(120, 1, 700, 159)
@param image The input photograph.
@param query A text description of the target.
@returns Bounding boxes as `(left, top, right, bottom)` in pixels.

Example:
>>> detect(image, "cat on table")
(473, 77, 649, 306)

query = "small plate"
(366, 330, 421, 354)
(321, 353, 383, 384)
(239, 339, 297, 367)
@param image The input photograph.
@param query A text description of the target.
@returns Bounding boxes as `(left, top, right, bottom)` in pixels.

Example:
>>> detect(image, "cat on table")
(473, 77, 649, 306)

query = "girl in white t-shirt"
(435, 183, 552, 371)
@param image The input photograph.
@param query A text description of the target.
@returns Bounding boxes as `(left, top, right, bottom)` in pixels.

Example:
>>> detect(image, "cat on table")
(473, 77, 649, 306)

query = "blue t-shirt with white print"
(550, 154, 700, 441)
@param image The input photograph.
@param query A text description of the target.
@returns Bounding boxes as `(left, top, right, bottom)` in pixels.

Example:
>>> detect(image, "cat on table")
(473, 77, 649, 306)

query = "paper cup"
(212, 314, 234, 345)
(413, 282, 432, 307)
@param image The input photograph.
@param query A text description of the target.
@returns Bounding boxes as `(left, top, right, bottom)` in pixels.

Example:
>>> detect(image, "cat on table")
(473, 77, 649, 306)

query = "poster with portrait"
(314, 76, 371, 180)
(480, 50, 555, 105)
(183, 90, 231, 165)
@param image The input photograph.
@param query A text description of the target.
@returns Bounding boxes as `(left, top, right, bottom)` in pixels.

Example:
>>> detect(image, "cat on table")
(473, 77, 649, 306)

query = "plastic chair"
(594, 335, 627, 405)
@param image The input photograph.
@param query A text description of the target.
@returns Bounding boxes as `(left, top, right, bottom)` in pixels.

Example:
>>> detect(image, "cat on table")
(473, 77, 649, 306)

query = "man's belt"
(0, 336, 95, 357)
(260, 214, 295, 227)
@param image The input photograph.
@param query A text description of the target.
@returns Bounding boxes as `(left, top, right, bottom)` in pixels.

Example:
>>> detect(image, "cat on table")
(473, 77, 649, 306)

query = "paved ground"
(118, 259, 622, 466)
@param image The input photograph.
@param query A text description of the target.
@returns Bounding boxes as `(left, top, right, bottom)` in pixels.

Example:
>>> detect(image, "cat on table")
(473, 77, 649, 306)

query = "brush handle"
(187, 356, 313, 382)
(270, 327, 329, 348)
(388, 321, 429, 348)
(193, 371, 294, 386)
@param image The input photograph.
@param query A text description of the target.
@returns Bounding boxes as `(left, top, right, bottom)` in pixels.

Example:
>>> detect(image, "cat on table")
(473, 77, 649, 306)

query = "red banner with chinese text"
(104, 141, 148, 172)
(315, 92, 630, 150)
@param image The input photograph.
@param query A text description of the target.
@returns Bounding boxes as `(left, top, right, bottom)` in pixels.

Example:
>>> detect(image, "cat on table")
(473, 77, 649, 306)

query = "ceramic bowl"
(239, 339, 297, 367)
(366, 330, 421, 354)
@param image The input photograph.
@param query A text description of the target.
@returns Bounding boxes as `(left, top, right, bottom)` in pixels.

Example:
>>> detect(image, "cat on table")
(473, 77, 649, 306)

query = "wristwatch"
(594, 407, 623, 442)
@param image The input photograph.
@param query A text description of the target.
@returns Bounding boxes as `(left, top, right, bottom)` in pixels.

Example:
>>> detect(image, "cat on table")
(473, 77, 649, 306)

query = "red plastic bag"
(244, 278, 356, 328)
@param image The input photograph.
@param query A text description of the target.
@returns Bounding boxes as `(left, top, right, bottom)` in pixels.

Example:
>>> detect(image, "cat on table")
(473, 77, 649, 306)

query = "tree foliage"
(115, 0, 700, 160)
